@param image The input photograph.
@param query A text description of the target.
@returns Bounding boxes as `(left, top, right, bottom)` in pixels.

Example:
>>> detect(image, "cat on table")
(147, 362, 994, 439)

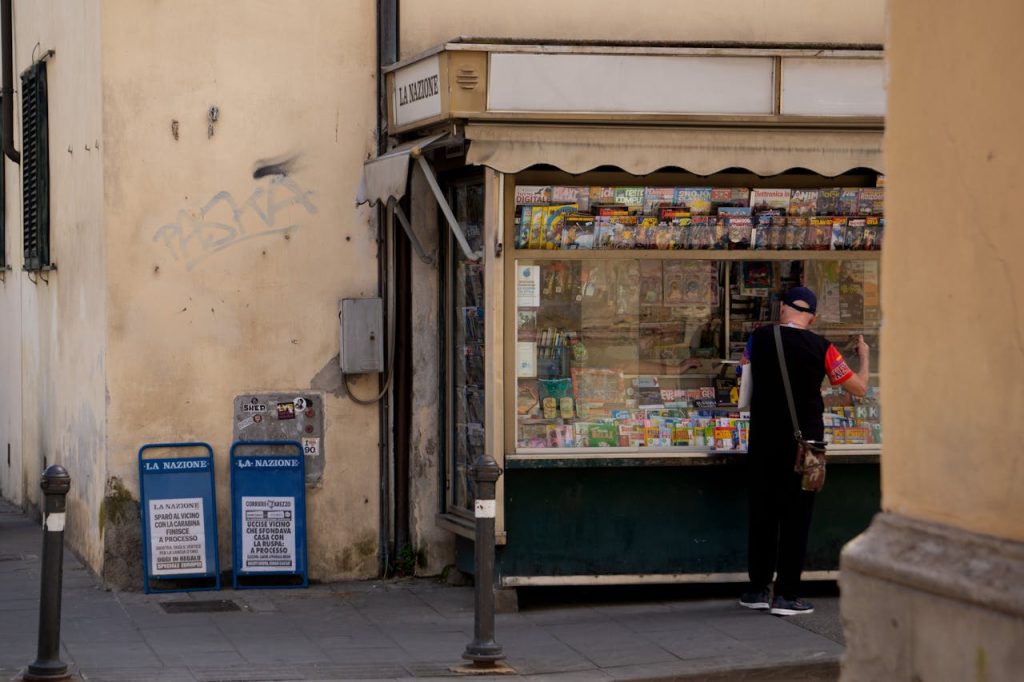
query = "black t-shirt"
(747, 324, 844, 452)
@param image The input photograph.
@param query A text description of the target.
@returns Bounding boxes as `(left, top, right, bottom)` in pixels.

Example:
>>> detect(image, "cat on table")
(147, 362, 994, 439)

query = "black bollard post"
(24, 465, 71, 682)
(462, 453, 505, 669)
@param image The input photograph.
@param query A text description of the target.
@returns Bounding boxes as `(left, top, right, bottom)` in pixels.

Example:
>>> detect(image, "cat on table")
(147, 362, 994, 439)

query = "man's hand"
(856, 335, 870, 360)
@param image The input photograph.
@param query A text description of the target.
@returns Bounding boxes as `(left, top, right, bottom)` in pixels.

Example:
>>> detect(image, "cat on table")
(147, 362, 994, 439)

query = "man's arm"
(841, 335, 871, 397)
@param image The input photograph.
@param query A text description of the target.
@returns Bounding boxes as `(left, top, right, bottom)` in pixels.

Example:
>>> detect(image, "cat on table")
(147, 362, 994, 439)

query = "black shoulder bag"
(773, 325, 827, 492)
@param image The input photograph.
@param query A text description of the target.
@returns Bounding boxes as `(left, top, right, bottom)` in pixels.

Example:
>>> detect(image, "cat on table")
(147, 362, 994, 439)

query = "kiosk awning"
(464, 123, 884, 177)
(357, 132, 481, 263)
(356, 132, 448, 206)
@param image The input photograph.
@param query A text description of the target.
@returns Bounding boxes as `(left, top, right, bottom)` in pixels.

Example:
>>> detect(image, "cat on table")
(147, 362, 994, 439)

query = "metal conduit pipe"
(2, 0, 20, 164)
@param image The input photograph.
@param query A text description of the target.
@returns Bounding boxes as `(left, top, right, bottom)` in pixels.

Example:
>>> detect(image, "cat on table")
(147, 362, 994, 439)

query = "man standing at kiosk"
(738, 286, 870, 615)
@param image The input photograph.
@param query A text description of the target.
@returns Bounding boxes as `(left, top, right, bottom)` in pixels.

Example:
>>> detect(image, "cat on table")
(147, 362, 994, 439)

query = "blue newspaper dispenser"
(138, 442, 221, 594)
(230, 440, 308, 589)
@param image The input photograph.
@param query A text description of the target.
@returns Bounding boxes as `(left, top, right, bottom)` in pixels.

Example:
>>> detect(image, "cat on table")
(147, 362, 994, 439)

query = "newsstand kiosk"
(362, 39, 885, 588)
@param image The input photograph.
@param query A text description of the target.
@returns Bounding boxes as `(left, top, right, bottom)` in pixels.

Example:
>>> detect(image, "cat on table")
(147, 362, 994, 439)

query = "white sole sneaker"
(770, 605, 814, 616)
(739, 600, 769, 610)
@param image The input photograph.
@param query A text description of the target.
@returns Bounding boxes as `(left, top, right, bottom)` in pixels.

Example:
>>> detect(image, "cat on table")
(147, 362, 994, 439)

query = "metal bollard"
(24, 465, 71, 682)
(462, 454, 505, 668)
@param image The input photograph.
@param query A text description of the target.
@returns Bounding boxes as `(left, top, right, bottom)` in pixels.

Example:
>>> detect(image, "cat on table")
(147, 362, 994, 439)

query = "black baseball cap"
(782, 286, 817, 314)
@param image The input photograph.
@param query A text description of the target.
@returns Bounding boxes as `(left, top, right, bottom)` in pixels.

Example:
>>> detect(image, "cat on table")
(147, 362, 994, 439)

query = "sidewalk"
(0, 501, 842, 681)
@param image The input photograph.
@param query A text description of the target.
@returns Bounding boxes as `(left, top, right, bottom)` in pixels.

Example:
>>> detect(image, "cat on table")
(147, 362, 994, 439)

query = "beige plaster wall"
(400, 0, 885, 59)
(0, 1, 107, 568)
(101, 0, 382, 579)
(882, 0, 1024, 541)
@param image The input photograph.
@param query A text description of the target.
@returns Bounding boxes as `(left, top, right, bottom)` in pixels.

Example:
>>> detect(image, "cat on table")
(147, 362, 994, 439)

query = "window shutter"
(22, 61, 49, 271)
(0, 95, 5, 269)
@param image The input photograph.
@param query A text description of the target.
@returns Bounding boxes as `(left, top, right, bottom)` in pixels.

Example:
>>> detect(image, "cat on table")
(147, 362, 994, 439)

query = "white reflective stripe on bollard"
(474, 500, 496, 519)
(45, 513, 66, 532)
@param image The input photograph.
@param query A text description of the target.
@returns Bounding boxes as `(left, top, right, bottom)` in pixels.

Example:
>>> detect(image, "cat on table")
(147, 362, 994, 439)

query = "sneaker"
(739, 589, 770, 610)
(770, 595, 814, 616)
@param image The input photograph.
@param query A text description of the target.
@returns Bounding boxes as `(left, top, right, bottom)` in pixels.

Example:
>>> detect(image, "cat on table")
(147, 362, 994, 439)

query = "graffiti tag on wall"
(153, 176, 318, 271)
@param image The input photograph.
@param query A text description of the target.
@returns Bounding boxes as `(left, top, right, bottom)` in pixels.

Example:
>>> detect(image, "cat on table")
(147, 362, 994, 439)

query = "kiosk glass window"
(510, 181, 882, 453)
(446, 178, 486, 512)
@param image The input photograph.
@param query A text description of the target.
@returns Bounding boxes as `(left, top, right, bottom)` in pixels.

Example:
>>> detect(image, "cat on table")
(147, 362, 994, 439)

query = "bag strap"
(773, 324, 803, 440)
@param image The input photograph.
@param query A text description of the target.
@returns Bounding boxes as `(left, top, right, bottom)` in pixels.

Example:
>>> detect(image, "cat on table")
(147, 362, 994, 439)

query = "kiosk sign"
(241, 497, 295, 571)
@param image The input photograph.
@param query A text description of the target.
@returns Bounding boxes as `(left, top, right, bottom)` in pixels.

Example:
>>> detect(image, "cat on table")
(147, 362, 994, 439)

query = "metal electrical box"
(339, 298, 384, 374)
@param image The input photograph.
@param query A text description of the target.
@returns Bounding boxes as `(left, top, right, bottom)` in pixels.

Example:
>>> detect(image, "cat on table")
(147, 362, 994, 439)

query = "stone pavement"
(0, 501, 842, 681)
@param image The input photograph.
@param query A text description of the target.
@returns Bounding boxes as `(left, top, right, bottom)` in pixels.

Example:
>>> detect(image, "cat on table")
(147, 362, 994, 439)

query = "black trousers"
(746, 448, 817, 598)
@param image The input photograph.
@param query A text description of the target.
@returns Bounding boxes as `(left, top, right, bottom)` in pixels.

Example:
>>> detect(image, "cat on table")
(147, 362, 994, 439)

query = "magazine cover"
(711, 217, 730, 250)
(675, 187, 713, 215)
(789, 189, 819, 216)
(540, 204, 579, 249)
(608, 216, 640, 249)
(862, 217, 883, 250)
(857, 187, 885, 216)
(635, 215, 659, 249)
(756, 214, 785, 250)
(639, 261, 663, 304)
(689, 216, 713, 249)
(653, 221, 682, 250)
(807, 217, 833, 250)
(517, 310, 538, 341)
(845, 217, 866, 250)
(551, 186, 590, 211)
(613, 186, 646, 211)
(515, 185, 552, 206)
(710, 187, 750, 210)
(664, 261, 718, 306)
(563, 213, 596, 249)
(593, 217, 615, 249)
(740, 262, 773, 295)
(527, 205, 547, 248)
(817, 187, 841, 215)
(838, 188, 860, 215)
(589, 186, 616, 205)
(785, 217, 809, 249)
(595, 206, 632, 217)
(726, 216, 753, 249)
(750, 189, 792, 214)
(515, 206, 534, 248)
(718, 206, 752, 217)
(643, 187, 675, 214)
(830, 217, 849, 250)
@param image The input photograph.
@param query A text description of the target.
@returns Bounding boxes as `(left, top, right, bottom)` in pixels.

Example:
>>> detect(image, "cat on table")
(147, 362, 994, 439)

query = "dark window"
(0, 95, 5, 269)
(21, 61, 49, 271)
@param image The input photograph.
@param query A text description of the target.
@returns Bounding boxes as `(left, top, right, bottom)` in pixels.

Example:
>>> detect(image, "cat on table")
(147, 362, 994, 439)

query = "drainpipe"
(376, 0, 400, 576)
(2, 0, 20, 164)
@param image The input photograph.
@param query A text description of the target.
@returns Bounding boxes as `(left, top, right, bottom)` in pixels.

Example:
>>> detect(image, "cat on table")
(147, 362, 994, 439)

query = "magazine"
(710, 187, 750, 211)
(857, 187, 885, 216)
(816, 188, 841, 215)
(675, 187, 713, 215)
(838, 188, 860, 215)
(807, 217, 833, 250)
(750, 189, 792, 214)
(789, 189, 819, 216)
(563, 214, 596, 249)
(639, 261, 663, 304)
(726, 216, 753, 249)
(515, 185, 551, 205)
(614, 186, 646, 211)
(551, 186, 590, 211)
(643, 187, 675, 214)
(539, 204, 579, 249)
